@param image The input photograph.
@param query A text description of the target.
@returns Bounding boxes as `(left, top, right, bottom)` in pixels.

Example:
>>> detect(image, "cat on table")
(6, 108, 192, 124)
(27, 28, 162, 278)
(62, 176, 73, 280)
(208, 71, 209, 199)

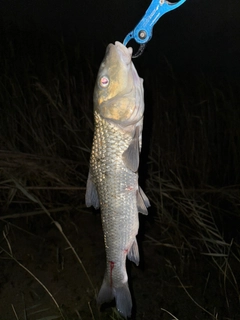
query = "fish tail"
(97, 279, 132, 319)
(114, 283, 132, 319)
(97, 278, 114, 305)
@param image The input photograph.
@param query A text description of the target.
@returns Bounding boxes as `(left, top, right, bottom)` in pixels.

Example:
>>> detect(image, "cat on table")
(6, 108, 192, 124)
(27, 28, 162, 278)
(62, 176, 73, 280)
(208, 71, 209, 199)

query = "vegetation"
(0, 25, 239, 319)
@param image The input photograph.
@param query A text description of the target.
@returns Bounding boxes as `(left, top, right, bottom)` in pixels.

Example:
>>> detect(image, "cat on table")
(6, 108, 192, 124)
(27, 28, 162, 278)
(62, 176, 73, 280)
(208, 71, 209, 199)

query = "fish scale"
(85, 41, 149, 318)
(90, 114, 139, 279)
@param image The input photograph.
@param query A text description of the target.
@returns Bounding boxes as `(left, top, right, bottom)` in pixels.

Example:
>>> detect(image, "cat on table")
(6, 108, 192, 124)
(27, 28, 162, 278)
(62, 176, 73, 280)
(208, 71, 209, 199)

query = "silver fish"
(86, 41, 150, 318)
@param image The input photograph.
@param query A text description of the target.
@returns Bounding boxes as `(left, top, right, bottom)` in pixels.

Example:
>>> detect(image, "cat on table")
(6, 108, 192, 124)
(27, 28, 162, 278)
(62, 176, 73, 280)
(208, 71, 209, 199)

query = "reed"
(0, 26, 239, 319)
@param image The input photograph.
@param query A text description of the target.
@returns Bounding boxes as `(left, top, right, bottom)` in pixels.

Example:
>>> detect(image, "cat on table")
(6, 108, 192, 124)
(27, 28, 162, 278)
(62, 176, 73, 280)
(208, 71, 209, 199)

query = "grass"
(0, 24, 240, 319)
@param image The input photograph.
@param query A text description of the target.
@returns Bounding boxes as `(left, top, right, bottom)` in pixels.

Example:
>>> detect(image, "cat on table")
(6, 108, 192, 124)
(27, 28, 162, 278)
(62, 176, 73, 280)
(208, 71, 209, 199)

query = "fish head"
(93, 41, 144, 126)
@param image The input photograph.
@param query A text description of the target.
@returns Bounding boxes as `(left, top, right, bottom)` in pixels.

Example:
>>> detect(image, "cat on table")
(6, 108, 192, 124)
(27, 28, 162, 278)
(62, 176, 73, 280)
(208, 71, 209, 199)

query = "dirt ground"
(0, 209, 239, 320)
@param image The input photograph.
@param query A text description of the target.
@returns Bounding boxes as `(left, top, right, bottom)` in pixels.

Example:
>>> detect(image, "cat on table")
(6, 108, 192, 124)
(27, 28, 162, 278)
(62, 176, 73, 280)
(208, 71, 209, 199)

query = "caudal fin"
(97, 279, 132, 319)
(97, 278, 114, 305)
(114, 283, 132, 319)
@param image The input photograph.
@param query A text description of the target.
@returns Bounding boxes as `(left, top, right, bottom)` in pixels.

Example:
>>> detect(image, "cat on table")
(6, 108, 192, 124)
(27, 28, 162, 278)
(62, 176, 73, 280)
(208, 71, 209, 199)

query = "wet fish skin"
(86, 41, 149, 318)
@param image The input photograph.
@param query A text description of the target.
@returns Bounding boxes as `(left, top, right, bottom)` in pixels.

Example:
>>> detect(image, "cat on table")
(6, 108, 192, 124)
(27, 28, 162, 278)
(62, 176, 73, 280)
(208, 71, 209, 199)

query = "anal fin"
(127, 238, 139, 266)
(137, 186, 150, 215)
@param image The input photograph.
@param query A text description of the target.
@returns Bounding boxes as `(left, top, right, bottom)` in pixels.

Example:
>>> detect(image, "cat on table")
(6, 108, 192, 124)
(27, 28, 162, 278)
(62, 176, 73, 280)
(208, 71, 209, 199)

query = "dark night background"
(1, 0, 240, 77)
(0, 1, 240, 319)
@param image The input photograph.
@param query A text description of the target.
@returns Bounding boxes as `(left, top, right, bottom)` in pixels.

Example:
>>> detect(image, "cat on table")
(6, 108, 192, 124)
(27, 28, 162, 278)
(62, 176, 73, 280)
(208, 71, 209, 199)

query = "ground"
(0, 209, 239, 320)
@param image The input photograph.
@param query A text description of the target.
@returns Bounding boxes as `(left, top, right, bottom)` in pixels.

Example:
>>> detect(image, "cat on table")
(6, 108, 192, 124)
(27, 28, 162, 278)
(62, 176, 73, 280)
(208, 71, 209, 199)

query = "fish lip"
(113, 41, 141, 89)
(113, 41, 133, 65)
(94, 41, 144, 125)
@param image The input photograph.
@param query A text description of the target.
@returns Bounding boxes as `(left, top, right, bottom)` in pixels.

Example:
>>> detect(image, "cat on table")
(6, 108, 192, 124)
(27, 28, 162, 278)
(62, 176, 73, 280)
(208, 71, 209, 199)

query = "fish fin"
(114, 283, 132, 319)
(136, 187, 150, 215)
(122, 127, 140, 172)
(97, 278, 114, 305)
(139, 186, 151, 208)
(97, 279, 132, 319)
(85, 171, 99, 209)
(127, 238, 139, 266)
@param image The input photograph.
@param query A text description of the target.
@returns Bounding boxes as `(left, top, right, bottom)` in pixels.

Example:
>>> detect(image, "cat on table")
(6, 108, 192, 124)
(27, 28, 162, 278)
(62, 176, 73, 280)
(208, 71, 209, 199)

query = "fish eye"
(99, 76, 109, 88)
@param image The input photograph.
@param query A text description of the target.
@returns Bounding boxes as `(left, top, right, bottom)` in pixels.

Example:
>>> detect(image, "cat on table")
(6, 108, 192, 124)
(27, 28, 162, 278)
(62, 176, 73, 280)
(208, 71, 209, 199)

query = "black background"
(1, 0, 240, 78)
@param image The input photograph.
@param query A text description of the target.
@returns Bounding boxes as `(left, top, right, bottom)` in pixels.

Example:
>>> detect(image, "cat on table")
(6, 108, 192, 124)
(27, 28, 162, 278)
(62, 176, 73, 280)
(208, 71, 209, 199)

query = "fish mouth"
(111, 41, 133, 66)
(113, 41, 141, 89)
(104, 41, 139, 95)
(94, 41, 144, 125)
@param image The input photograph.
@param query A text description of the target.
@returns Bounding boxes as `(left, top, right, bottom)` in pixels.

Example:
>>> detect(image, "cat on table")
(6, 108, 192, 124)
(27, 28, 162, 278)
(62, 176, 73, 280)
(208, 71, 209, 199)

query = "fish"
(85, 41, 150, 318)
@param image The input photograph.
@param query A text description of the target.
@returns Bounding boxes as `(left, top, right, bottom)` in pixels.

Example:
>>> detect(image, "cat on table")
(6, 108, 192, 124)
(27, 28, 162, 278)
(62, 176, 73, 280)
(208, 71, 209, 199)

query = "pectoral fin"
(137, 187, 150, 215)
(122, 127, 140, 172)
(85, 171, 99, 209)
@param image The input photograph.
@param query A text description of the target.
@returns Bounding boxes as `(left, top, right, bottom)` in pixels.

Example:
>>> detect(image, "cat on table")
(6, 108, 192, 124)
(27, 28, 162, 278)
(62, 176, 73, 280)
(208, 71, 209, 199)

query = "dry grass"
(0, 25, 240, 319)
